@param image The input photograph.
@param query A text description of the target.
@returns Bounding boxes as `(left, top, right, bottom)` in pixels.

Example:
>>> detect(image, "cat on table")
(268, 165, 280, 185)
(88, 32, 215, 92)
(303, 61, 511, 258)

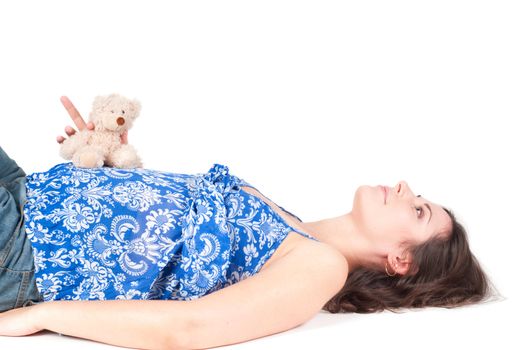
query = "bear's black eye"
(121, 110, 125, 114)
(111, 110, 114, 113)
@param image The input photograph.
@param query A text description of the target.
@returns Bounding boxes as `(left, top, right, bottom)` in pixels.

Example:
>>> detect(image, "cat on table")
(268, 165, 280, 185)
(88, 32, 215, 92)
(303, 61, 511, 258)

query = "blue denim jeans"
(0, 146, 42, 312)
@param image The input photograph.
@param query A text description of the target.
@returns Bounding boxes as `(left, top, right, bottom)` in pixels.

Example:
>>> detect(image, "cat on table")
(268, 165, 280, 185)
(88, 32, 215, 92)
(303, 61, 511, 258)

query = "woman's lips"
(380, 185, 388, 204)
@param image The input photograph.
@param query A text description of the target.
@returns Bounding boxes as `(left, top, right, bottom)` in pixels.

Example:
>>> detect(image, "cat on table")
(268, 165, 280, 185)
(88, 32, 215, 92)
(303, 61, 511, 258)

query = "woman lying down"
(0, 96, 493, 349)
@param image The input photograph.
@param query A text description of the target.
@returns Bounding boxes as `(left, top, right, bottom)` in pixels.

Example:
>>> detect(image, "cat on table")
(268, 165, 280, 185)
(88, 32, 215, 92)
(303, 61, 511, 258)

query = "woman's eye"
(415, 206, 423, 218)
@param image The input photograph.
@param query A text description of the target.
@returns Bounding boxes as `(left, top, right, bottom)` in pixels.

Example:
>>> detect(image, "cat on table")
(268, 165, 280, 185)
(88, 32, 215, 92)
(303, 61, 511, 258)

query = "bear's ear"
(92, 95, 108, 112)
(129, 99, 142, 119)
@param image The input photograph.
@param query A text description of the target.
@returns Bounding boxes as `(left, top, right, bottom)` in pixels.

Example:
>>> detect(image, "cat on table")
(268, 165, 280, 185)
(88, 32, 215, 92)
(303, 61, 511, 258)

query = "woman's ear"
(387, 251, 415, 276)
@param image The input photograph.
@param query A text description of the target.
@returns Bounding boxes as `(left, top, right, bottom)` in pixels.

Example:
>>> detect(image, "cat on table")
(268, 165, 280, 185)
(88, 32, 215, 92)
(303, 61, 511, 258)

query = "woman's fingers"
(60, 96, 87, 131)
(120, 130, 128, 144)
(65, 126, 76, 136)
(56, 126, 77, 144)
(57, 96, 93, 144)
(57, 97, 123, 146)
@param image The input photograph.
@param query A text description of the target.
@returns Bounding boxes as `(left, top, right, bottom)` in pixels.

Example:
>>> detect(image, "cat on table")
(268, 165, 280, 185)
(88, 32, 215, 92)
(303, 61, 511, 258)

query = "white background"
(1, 1, 525, 349)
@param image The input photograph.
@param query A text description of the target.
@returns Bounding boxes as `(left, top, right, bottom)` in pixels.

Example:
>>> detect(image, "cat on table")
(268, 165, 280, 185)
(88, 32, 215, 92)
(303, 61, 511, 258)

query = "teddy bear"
(59, 93, 143, 169)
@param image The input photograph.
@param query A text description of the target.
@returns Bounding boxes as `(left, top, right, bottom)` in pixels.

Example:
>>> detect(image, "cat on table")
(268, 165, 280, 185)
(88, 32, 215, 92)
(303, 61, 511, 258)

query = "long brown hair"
(323, 208, 496, 313)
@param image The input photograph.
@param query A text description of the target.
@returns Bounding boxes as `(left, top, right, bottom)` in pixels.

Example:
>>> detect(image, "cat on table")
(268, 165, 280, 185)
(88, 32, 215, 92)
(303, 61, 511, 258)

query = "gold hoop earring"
(385, 262, 397, 276)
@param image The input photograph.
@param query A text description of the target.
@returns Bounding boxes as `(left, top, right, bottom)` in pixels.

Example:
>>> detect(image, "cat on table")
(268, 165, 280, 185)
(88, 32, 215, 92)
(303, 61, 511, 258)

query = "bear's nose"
(116, 117, 125, 126)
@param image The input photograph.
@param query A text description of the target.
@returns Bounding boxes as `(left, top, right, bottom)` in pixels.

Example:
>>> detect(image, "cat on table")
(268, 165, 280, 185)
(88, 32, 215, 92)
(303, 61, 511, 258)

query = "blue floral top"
(23, 163, 319, 302)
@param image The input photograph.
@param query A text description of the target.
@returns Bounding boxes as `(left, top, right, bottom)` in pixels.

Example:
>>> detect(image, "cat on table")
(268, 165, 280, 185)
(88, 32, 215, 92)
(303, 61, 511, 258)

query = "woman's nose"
(395, 181, 412, 196)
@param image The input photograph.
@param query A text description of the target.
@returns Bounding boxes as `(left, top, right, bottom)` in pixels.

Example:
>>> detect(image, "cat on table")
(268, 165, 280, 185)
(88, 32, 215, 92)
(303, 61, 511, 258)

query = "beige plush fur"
(59, 93, 142, 168)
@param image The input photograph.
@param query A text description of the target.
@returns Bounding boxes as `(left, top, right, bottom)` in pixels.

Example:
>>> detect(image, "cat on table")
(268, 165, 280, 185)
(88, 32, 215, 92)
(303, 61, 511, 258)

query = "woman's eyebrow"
(424, 203, 432, 224)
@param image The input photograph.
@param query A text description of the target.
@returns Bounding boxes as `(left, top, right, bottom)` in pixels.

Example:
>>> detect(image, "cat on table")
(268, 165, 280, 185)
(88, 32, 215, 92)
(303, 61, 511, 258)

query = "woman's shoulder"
(300, 238, 348, 269)
(266, 239, 349, 298)
(285, 235, 349, 277)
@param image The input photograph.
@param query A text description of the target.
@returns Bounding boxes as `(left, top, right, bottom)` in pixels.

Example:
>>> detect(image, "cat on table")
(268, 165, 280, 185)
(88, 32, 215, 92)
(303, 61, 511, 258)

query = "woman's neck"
(301, 213, 384, 273)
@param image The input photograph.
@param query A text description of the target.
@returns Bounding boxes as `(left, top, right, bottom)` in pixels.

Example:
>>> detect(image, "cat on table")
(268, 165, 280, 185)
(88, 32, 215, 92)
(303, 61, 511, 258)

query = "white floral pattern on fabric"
(23, 163, 319, 302)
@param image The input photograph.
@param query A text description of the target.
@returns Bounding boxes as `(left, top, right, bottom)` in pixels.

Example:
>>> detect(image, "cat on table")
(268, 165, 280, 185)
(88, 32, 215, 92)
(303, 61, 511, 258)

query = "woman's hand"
(0, 306, 43, 336)
(56, 96, 128, 144)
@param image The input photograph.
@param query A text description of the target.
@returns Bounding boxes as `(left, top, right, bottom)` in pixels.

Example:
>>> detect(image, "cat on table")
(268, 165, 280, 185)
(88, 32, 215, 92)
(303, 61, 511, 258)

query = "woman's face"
(351, 181, 452, 250)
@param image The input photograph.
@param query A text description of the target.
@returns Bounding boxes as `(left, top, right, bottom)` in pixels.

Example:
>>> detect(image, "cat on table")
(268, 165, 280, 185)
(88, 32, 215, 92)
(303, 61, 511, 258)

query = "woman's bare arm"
(0, 243, 347, 349)
(36, 300, 191, 349)
(0, 299, 192, 349)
